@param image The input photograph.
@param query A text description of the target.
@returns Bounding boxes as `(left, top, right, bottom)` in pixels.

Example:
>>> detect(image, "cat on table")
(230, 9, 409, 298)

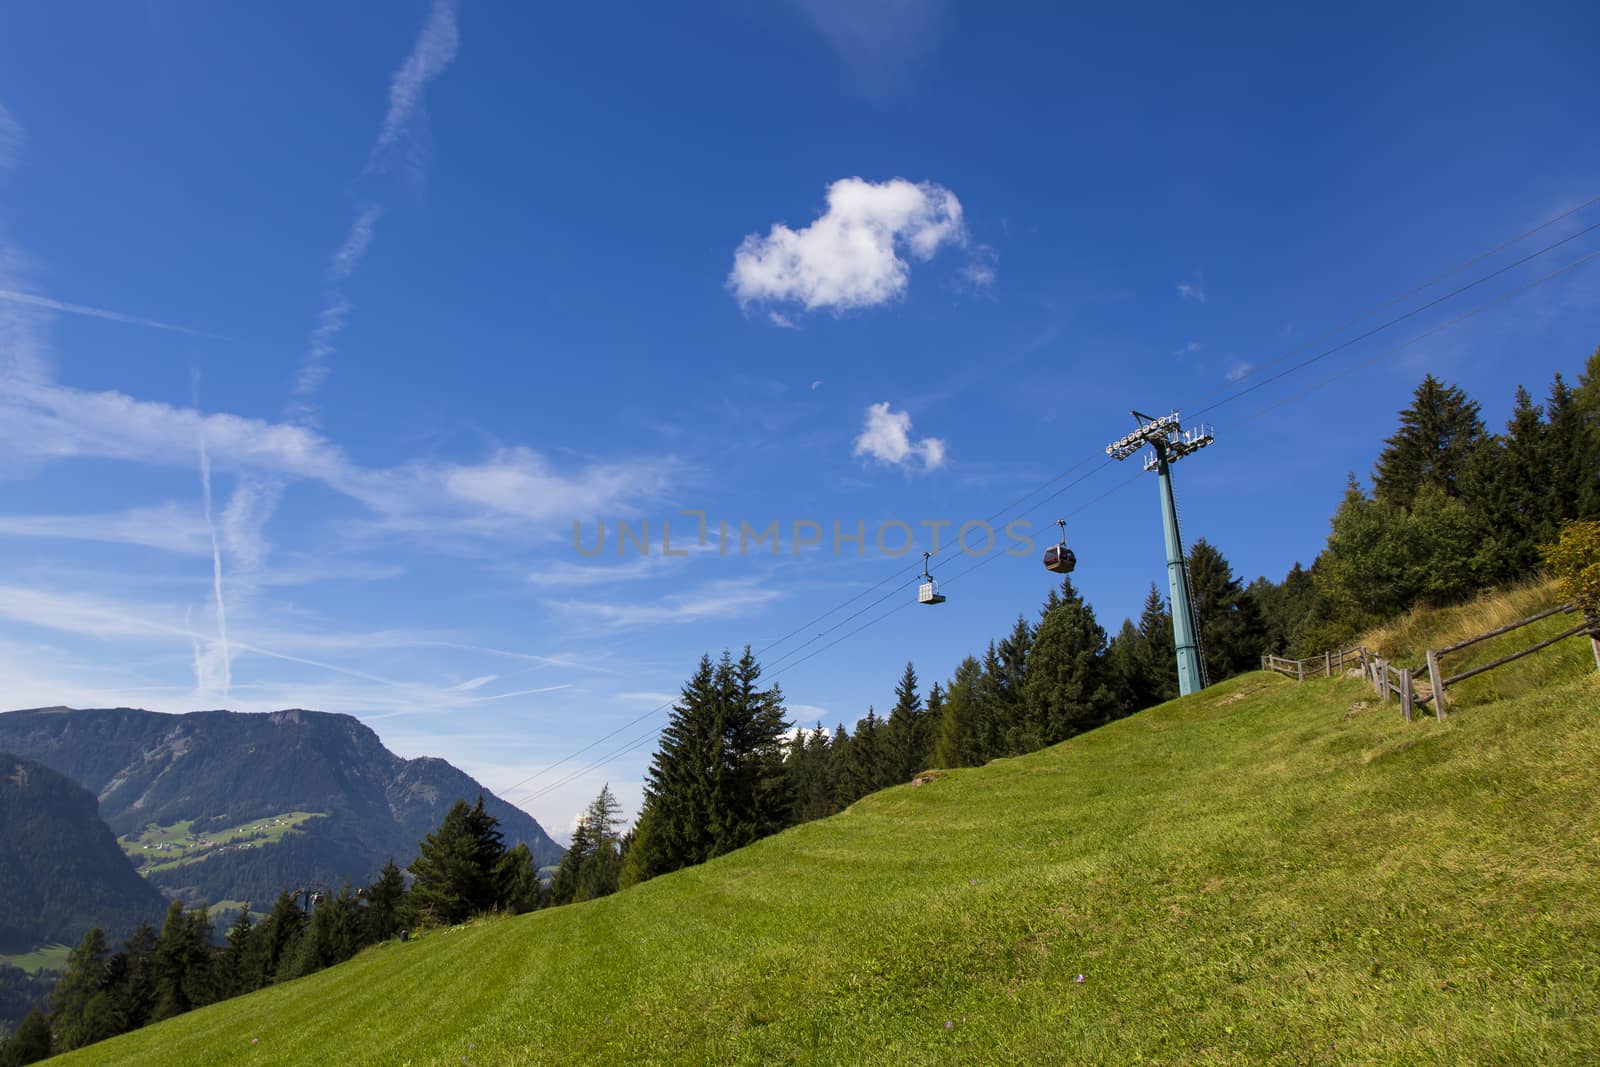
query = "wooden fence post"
(1296, 660, 1304, 683)
(1324, 651, 1332, 677)
(1377, 658, 1388, 701)
(1400, 668, 1413, 721)
(1426, 648, 1447, 720)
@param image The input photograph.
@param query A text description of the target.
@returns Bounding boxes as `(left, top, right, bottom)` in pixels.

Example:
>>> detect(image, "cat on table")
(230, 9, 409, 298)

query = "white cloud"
(291, 203, 383, 416)
(550, 579, 779, 629)
(853, 401, 946, 472)
(1226, 360, 1254, 382)
(448, 674, 498, 692)
(441, 447, 675, 522)
(1172, 341, 1202, 358)
(787, 705, 831, 725)
(0, 503, 211, 555)
(729, 177, 965, 313)
(767, 311, 800, 329)
(368, 0, 461, 174)
(0, 380, 675, 536)
(1176, 278, 1207, 303)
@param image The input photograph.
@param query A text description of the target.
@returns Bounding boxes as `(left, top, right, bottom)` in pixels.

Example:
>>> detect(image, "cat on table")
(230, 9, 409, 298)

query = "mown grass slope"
(62, 669, 1600, 1065)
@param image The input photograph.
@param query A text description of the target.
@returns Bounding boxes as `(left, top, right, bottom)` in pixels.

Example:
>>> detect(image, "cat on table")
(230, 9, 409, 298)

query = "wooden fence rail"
(1261, 601, 1599, 721)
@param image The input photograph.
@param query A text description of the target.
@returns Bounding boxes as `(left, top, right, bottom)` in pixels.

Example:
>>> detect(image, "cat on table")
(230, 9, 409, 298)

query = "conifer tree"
(710, 648, 792, 855)
(213, 907, 259, 1000)
(364, 859, 412, 940)
(1372, 374, 1487, 506)
(994, 616, 1034, 754)
(785, 724, 838, 824)
(408, 796, 505, 924)
(253, 892, 305, 985)
(840, 708, 886, 801)
(627, 649, 788, 882)
(1186, 539, 1266, 683)
(50, 928, 113, 1051)
(1548, 370, 1600, 524)
(883, 662, 925, 783)
(1137, 585, 1178, 704)
(0, 1009, 50, 1066)
(151, 901, 212, 1021)
(496, 843, 543, 914)
(931, 657, 984, 768)
(107, 921, 157, 1033)
(1104, 618, 1145, 711)
(1021, 576, 1112, 746)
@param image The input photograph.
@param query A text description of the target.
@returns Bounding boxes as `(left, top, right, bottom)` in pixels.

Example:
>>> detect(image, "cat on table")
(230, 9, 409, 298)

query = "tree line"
(7, 348, 1595, 1063)
(0, 795, 544, 1064)
(1249, 348, 1600, 654)
(600, 346, 1600, 891)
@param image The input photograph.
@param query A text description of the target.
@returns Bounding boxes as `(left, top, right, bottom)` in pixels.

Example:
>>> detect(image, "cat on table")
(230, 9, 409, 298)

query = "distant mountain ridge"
(0, 752, 169, 954)
(0, 707, 562, 908)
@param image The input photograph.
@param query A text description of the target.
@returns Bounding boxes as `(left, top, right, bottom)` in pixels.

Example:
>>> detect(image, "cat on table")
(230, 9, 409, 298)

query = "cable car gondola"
(1042, 519, 1076, 574)
(917, 551, 946, 605)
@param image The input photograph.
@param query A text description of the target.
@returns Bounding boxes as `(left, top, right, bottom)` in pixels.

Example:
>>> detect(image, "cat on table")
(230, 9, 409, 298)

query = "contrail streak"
(197, 424, 232, 694)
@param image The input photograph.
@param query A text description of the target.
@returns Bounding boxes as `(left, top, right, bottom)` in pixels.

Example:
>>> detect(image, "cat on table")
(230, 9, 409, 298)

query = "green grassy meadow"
(62, 668, 1600, 1065)
(0, 944, 68, 975)
(117, 812, 324, 875)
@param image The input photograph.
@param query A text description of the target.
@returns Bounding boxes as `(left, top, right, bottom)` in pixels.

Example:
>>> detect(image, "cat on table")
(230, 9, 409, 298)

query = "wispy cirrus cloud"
(729, 177, 967, 314)
(0, 378, 675, 535)
(290, 202, 382, 419)
(1176, 274, 1208, 303)
(0, 503, 211, 556)
(368, 0, 462, 176)
(853, 401, 946, 472)
(550, 578, 780, 629)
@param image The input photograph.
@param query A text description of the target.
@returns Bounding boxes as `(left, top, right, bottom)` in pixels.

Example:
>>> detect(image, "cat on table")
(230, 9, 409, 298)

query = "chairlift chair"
(918, 551, 946, 605)
(1042, 519, 1076, 574)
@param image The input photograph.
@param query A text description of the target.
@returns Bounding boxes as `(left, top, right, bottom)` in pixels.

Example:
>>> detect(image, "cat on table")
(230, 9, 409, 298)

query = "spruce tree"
(931, 657, 984, 768)
(883, 662, 925, 783)
(151, 901, 212, 1021)
(50, 927, 112, 1051)
(1021, 576, 1112, 746)
(1372, 374, 1487, 506)
(496, 844, 543, 914)
(840, 708, 886, 801)
(631, 655, 721, 882)
(1186, 539, 1266, 684)
(408, 796, 504, 924)
(364, 859, 411, 940)
(213, 906, 258, 1000)
(995, 616, 1034, 755)
(0, 1010, 50, 1066)
(1548, 370, 1600, 524)
(253, 892, 305, 985)
(1137, 585, 1178, 704)
(709, 648, 791, 856)
(108, 921, 157, 1033)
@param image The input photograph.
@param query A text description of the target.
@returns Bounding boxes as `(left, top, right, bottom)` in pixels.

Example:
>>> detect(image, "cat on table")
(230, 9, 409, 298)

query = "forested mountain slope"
(0, 708, 561, 908)
(0, 754, 168, 954)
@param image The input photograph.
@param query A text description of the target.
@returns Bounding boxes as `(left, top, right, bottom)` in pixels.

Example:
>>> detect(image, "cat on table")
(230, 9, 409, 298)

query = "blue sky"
(0, 1, 1596, 840)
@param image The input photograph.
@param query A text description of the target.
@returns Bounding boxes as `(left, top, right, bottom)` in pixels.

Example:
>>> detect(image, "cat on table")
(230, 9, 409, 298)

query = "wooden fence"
(1261, 602, 1599, 721)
